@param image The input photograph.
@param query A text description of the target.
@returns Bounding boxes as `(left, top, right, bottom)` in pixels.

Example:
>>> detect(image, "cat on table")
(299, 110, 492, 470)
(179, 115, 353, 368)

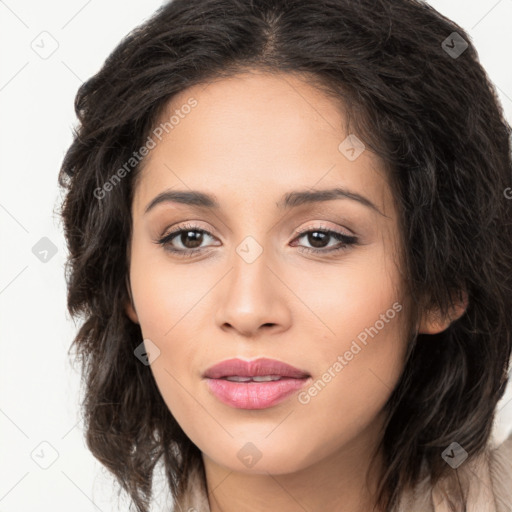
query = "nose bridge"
(229, 234, 275, 305)
(214, 233, 287, 334)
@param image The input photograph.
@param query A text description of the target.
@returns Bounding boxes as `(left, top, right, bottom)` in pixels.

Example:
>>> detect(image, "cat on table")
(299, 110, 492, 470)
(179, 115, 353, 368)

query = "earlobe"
(417, 290, 468, 335)
(125, 275, 140, 324)
(125, 300, 139, 324)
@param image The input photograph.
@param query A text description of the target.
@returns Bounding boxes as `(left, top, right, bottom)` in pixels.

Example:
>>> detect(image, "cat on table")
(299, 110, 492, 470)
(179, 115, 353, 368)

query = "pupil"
(309, 232, 328, 248)
(182, 231, 202, 249)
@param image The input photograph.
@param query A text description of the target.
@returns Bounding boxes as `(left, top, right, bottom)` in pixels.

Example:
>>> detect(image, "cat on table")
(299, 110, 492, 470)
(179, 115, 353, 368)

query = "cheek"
(287, 243, 402, 347)
(288, 247, 407, 433)
(129, 242, 210, 339)
(128, 244, 212, 421)
(300, 313, 407, 422)
(287, 302, 407, 469)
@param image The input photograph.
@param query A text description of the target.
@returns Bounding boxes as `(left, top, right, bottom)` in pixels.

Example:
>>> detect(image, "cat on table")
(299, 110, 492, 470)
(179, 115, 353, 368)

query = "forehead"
(132, 71, 393, 218)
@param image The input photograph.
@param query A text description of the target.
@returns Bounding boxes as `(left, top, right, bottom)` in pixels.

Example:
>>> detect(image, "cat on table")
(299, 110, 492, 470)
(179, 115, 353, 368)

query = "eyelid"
(293, 222, 355, 238)
(158, 220, 216, 237)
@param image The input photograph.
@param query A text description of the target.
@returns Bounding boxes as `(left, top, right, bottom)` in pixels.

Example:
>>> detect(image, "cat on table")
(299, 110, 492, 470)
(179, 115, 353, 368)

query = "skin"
(125, 70, 466, 512)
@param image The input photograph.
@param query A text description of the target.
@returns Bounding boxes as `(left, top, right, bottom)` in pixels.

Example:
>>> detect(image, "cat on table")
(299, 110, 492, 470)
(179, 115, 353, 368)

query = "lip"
(203, 357, 310, 379)
(203, 358, 311, 410)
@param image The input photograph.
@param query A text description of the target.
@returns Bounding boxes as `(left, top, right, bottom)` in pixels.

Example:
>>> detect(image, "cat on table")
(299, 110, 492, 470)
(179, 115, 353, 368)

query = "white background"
(1, 1, 512, 511)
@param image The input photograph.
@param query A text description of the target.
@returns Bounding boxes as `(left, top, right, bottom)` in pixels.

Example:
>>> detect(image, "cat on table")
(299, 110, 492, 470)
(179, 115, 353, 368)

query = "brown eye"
(174, 230, 204, 249)
(155, 223, 218, 257)
(292, 228, 358, 255)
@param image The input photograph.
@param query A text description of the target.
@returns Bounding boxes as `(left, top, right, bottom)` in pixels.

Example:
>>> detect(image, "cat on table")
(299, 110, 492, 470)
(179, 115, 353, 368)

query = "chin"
(202, 436, 322, 476)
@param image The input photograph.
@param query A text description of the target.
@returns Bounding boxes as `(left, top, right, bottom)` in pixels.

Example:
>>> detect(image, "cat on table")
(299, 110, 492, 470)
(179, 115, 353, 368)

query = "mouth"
(221, 375, 286, 382)
(203, 357, 310, 379)
(203, 358, 311, 410)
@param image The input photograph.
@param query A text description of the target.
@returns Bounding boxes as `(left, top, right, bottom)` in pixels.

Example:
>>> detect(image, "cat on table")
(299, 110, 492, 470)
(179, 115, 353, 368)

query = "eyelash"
(155, 223, 358, 258)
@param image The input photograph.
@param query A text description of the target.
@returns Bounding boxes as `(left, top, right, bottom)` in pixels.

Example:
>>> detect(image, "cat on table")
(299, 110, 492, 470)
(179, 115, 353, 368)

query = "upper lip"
(203, 358, 310, 379)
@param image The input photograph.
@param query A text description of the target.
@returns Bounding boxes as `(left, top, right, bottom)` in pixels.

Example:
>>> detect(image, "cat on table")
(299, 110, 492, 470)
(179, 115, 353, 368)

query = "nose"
(214, 249, 291, 338)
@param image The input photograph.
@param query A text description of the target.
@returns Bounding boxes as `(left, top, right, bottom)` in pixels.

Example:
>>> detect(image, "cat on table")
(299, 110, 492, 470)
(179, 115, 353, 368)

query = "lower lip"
(205, 377, 310, 409)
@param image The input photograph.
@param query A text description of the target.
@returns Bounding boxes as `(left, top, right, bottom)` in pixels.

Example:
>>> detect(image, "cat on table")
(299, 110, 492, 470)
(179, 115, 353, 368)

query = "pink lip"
(203, 358, 311, 410)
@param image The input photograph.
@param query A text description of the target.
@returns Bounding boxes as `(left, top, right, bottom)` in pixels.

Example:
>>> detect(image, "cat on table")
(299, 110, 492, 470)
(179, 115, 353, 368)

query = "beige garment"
(174, 431, 512, 511)
(397, 431, 512, 512)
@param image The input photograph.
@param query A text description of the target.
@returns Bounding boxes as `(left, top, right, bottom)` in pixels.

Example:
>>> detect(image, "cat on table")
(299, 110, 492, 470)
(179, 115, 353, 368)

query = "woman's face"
(127, 71, 409, 475)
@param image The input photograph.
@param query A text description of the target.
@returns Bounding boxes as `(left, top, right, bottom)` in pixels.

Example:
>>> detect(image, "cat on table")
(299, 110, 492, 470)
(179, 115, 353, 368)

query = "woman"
(58, 0, 512, 510)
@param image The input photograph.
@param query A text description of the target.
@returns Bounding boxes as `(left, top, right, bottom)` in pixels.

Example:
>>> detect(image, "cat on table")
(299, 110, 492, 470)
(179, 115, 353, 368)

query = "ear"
(125, 275, 139, 324)
(417, 289, 468, 335)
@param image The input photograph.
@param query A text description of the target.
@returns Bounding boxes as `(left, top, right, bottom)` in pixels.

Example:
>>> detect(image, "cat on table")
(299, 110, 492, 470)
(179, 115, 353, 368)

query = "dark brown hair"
(58, 0, 512, 510)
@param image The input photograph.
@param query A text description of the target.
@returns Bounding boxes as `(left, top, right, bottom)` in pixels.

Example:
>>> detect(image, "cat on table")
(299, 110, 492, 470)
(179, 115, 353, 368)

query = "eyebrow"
(144, 187, 384, 216)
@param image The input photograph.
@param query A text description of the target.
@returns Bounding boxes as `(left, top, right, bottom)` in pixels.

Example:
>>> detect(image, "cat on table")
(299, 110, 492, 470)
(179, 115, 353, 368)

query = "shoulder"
(433, 431, 512, 512)
(396, 430, 512, 512)
(488, 429, 512, 511)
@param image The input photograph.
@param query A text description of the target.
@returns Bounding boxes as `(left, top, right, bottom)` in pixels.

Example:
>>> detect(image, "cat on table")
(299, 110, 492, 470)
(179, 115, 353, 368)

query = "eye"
(291, 225, 358, 255)
(155, 223, 218, 257)
(154, 222, 358, 258)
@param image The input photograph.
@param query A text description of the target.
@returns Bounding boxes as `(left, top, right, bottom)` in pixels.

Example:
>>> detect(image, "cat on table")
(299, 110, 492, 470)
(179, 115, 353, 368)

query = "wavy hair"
(58, 0, 512, 510)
